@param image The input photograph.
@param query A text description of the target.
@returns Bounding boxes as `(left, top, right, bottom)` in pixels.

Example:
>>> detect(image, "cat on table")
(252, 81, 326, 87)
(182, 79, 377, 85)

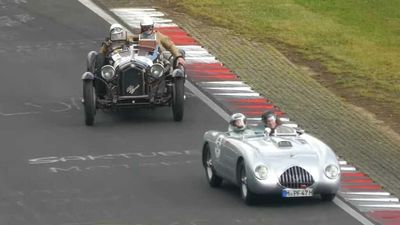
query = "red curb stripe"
(243, 111, 285, 116)
(237, 105, 274, 109)
(368, 211, 400, 219)
(342, 172, 367, 177)
(186, 63, 224, 68)
(341, 179, 373, 183)
(190, 76, 238, 81)
(189, 74, 237, 79)
(186, 70, 236, 76)
(341, 185, 381, 190)
(187, 68, 231, 73)
(226, 98, 269, 103)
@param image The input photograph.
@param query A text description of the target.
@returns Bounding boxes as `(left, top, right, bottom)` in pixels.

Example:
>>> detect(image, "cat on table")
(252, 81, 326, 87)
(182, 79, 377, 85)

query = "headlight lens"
(150, 63, 164, 78)
(101, 65, 115, 81)
(254, 165, 268, 180)
(324, 164, 340, 179)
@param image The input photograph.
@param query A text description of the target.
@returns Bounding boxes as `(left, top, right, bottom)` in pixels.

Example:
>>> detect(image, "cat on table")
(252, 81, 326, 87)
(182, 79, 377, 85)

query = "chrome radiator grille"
(279, 166, 314, 188)
(119, 68, 146, 96)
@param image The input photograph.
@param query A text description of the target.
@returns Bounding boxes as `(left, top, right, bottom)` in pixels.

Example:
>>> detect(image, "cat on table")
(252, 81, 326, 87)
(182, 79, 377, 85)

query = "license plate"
(282, 188, 313, 197)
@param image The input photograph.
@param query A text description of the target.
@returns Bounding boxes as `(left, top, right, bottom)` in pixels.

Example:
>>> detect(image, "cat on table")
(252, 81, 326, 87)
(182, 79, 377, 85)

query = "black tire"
(83, 80, 96, 126)
(172, 78, 184, 121)
(203, 145, 222, 187)
(238, 161, 257, 205)
(321, 193, 336, 201)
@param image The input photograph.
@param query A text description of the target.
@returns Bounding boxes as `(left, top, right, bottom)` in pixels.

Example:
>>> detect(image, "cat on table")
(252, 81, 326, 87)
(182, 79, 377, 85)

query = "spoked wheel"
(172, 78, 184, 121)
(203, 145, 222, 187)
(321, 193, 336, 201)
(238, 161, 257, 205)
(83, 80, 96, 126)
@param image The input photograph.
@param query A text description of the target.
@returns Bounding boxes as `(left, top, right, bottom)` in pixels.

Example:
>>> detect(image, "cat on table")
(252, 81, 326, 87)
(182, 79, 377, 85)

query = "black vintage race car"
(81, 36, 185, 126)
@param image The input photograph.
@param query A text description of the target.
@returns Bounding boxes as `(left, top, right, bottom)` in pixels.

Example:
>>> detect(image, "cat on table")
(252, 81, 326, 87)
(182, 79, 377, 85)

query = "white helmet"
(229, 113, 247, 132)
(109, 23, 127, 41)
(140, 17, 154, 33)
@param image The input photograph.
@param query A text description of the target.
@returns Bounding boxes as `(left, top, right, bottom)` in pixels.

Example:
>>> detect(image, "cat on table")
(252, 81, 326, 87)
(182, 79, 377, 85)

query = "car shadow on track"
(217, 182, 328, 208)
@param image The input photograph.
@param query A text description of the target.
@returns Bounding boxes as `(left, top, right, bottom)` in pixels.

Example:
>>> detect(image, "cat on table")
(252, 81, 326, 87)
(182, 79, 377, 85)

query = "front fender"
(172, 68, 185, 78)
(81, 72, 95, 80)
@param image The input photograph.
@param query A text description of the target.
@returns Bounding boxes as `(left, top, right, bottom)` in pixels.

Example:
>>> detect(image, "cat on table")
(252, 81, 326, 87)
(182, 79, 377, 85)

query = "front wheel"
(83, 80, 96, 126)
(238, 161, 257, 205)
(203, 145, 223, 187)
(321, 193, 336, 201)
(172, 78, 184, 121)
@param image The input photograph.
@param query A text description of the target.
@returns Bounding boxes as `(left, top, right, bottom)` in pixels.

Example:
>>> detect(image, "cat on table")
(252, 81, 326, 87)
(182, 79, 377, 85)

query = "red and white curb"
(79, 1, 400, 224)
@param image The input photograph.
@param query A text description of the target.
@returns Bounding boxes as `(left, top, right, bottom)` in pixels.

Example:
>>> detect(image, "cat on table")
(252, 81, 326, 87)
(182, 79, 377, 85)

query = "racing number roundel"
(215, 135, 224, 158)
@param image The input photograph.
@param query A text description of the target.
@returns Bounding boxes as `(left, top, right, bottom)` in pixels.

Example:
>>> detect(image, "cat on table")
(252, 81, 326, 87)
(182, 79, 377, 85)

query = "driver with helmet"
(139, 17, 185, 66)
(99, 18, 185, 66)
(228, 113, 255, 136)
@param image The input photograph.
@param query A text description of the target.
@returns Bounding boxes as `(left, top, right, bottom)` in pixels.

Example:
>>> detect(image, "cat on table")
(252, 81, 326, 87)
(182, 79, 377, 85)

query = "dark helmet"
(261, 110, 276, 122)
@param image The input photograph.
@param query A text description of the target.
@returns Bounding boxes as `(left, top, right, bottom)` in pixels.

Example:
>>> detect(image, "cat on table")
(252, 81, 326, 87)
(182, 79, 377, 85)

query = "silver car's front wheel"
(203, 145, 222, 187)
(239, 161, 257, 205)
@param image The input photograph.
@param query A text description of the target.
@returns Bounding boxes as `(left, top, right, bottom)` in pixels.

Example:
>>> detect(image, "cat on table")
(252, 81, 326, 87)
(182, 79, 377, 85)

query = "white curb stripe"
(200, 81, 245, 85)
(213, 93, 260, 97)
(348, 198, 399, 202)
(341, 166, 356, 171)
(341, 192, 391, 196)
(204, 87, 252, 91)
(339, 161, 347, 165)
(358, 204, 400, 208)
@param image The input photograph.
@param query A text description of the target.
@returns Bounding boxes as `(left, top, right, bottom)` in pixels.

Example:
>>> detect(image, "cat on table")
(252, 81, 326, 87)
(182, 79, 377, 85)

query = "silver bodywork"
(202, 126, 340, 196)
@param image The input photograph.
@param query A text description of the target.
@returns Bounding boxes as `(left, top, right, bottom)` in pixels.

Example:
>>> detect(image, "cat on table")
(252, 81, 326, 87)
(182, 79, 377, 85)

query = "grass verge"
(168, 0, 400, 130)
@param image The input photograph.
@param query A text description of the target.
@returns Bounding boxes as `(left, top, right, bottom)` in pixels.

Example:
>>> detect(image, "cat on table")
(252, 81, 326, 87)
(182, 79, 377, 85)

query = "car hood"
(241, 134, 334, 171)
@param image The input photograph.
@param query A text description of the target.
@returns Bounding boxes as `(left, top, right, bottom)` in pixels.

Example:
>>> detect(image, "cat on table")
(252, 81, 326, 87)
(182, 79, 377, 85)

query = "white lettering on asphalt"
(29, 150, 199, 165)
(0, 98, 83, 117)
(48, 161, 195, 173)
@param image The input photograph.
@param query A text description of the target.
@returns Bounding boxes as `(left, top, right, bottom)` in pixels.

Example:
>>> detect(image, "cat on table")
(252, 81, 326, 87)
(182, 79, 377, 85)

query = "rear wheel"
(321, 193, 336, 201)
(238, 161, 257, 205)
(203, 145, 222, 187)
(172, 78, 184, 121)
(83, 80, 96, 126)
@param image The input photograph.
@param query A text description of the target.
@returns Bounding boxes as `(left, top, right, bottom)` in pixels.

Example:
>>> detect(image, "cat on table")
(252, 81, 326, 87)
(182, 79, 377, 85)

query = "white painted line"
(185, 81, 230, 121)
(200, 81, 244, 85)
(247, 118, 261, 121)
(78, 0, 119, 25)
(341, 192, 391, 196)
(348, 197, 399, 202)
(333, 198, 376, 225)
(279, 117, 290, 122)
(341, 166, 356, 171)
(204, 87, 252, 91)
(339, 160, 347, 165)
(357, 204, 400, 208)
(213, 93, 260, 97)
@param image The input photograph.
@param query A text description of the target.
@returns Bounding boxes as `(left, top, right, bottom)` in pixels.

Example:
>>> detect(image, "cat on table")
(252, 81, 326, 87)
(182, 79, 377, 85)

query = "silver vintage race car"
(202, 125, 340, 204)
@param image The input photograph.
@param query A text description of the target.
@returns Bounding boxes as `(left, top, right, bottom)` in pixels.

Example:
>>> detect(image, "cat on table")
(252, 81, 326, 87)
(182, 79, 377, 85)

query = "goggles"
(141, 25, 154, 32)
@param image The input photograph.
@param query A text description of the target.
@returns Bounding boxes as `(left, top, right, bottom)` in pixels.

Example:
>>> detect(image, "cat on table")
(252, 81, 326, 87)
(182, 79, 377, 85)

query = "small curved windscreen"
(275, 126, 297, 136)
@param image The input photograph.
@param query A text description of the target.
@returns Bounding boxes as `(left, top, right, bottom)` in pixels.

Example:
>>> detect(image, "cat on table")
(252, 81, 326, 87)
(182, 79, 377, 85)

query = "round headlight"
(101, 65, 115, 81)
(254, 165, 268, 180)
(150, 63, 164, 78)
(324, 164, 339, 179)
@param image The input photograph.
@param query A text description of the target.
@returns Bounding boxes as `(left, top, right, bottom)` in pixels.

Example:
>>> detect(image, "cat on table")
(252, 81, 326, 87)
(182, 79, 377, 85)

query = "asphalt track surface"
(0, 0, 363, 224)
